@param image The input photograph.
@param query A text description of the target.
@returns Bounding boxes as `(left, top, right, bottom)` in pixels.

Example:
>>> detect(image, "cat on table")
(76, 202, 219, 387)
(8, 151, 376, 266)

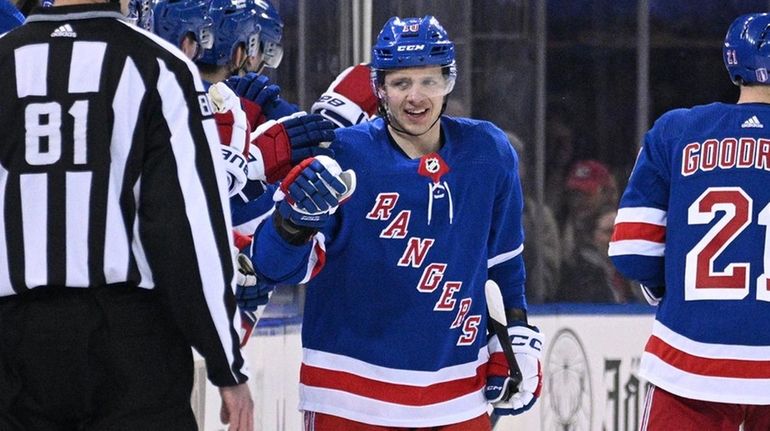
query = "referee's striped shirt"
(0, 3, 247, 386)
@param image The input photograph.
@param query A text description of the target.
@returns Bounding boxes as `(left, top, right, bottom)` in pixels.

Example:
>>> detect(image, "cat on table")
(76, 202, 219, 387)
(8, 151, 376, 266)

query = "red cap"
(566, 160, 612, 194)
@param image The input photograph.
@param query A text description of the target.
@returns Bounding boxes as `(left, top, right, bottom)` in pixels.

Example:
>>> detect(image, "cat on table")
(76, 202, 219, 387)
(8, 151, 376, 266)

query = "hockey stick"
(485, 280, 523, 389)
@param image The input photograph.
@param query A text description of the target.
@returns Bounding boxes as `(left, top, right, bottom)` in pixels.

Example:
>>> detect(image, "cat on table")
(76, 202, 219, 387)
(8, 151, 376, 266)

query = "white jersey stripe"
(615, 206, 667, 225)
(131, 178, 153, 288)
(0, 165, 11, 295)
(104, 57, 143, 284)
(302, 346, 488, 386)
(65, 171, 91, 287)
(14, 44, 48, 97)
(157, 58, 238, 381)
(300, 234, 326, 284)
(488, 243, 523, 268)
(68, 41, 106, 93)
(652, 320, 770, 359)
(608, 239, 665, 257)
(20, 173, 48, 287)
(299, 384, 488, 428)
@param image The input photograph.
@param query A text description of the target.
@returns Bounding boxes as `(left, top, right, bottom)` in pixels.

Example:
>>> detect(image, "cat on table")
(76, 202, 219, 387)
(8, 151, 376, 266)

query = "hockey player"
(248, 15, 543, 430)
(0, 0, 23, 33)
(609, 13, 770, 430)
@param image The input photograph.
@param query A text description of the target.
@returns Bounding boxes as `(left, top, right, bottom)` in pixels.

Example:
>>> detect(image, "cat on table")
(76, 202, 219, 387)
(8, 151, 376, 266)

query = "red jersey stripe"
(300, 363, 487, 406)
(645, 335, 770, 379)
(612, 222, 666, 243)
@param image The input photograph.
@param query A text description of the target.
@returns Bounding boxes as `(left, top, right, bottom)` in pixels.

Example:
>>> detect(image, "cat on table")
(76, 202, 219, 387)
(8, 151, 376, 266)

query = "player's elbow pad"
(609, 255, 664, 289)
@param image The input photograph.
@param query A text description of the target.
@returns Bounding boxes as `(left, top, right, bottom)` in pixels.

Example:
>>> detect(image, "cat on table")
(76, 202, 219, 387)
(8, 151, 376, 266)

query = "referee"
(0, 0, 253, 429)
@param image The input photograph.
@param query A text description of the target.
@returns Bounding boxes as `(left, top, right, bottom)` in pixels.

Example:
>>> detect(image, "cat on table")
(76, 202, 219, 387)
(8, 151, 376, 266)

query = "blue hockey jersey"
(252, 116, 527, 426)
(610, 102, 770, 404)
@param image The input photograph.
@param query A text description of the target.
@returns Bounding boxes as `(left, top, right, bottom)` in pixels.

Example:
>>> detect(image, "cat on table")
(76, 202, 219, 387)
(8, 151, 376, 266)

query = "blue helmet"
(151, 0, 213, 60)
(198, 0, 260, 66)
(126, 0, 154, 31)
(371, 15, 455, 70)
(253, 0, 283, 69)
(370, 16, 457, 102)
(724, 13, 770, 85)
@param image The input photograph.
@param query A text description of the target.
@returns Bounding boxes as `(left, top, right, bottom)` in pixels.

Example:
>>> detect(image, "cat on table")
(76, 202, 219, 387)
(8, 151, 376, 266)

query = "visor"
(374, 64, 457, 99)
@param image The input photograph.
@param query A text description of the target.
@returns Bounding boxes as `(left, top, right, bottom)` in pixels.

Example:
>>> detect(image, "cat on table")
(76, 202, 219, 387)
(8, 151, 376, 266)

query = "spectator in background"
(545, 112, 577, 214)
(558, 205, 638, 303)
(559, 159, 618, 270)
(506, 131, 561, 304)
(0, 0, 23, 32)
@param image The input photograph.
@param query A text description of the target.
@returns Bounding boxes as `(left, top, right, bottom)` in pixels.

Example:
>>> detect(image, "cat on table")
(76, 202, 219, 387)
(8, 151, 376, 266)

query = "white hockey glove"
(311, 64, 378, 128)
(485, 323, 544, 416)
(210, 82, 250, 196)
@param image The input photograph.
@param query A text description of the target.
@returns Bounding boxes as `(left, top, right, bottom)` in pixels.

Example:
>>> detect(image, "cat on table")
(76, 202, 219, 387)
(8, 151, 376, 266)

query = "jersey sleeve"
(486, 127, 527, 311)
(138, 55, 247, 387)
(608, 115, 673, 292)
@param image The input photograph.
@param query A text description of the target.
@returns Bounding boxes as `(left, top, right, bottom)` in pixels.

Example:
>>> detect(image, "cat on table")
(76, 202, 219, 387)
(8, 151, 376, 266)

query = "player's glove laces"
(485, 323, 544, 416)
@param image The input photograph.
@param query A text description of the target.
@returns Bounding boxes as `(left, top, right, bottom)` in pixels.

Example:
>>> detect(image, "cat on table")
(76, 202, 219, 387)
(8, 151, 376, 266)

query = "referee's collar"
(25, 3, 124, 23)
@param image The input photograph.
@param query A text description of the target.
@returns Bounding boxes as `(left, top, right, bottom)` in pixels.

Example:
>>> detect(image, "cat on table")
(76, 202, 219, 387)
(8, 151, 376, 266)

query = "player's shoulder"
(443, 116, 516, 164)
(333, 116, 384, 148)
(650, 102, 726, 138)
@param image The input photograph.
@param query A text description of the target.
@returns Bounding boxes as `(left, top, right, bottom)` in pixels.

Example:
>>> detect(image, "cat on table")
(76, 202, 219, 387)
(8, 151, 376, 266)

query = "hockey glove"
(251, 112, 336, 183)
(311, 63, 378, 129)
(486, 323, 544, 416)
(226, 72, 299, 120)
(234, 253, 275, 311)
(274, 155, 356, 229)
(226, 73, 281, 109)
(209, 82, 250, 196)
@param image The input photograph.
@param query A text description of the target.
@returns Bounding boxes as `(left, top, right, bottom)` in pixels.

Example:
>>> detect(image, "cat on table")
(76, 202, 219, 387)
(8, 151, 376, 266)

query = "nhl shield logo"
(424, 157, 440, 174)
(417, 152, 450, 183)
(757, 68, 769, 83)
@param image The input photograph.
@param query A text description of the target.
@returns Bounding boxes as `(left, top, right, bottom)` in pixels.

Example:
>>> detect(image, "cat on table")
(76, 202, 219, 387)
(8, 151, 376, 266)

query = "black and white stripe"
(0, 3, 245, 386)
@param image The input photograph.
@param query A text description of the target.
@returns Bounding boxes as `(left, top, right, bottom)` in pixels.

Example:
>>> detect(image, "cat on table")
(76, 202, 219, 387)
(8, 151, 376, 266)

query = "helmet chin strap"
(381, 97, 448, 138)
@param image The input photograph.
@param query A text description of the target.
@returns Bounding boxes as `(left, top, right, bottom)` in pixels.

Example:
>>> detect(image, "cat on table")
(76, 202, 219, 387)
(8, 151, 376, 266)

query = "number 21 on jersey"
(685, 186, 770, 301)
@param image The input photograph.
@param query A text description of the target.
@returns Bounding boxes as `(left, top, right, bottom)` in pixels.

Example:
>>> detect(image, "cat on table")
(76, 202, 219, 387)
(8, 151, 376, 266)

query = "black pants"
(0, 286, 198, 431)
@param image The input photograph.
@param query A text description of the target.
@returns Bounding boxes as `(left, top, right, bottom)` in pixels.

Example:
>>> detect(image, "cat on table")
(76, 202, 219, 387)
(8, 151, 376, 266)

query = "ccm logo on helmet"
(397, 44, 425, 51)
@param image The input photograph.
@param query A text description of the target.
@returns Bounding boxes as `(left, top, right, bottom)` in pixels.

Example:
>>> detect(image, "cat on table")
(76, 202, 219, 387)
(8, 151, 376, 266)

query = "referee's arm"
(138, 55, 247, 387)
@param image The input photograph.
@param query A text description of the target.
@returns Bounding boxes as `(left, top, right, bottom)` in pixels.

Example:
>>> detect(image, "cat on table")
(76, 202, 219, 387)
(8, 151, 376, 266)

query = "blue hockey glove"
(264, 97, 299, 121)
(274, 156, 355, 229)
(486, 323, 544, 416)
(234, 253, 275, 312)
(252, 112, 336, 183)
(226, 73, 280, 108)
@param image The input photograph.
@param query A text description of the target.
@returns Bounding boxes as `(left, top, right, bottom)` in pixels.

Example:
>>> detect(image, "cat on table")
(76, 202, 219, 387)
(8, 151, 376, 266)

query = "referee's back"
(0, 3, 247, 388)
